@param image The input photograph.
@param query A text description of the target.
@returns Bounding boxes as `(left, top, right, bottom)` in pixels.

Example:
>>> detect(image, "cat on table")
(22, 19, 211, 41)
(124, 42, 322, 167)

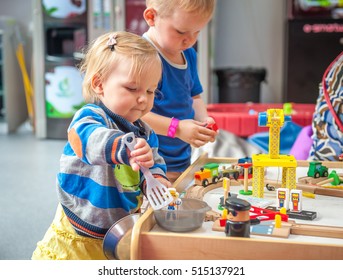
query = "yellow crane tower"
(252, 109, 297, 198)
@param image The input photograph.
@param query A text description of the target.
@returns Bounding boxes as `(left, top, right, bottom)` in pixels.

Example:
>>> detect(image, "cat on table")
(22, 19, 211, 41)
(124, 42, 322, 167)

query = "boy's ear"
(143, 8, 156, 26)
(91, 74, 103, 94)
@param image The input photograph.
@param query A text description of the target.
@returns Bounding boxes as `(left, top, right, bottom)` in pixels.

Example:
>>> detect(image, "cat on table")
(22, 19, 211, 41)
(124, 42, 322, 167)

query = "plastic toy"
(205, 122, 219, 132)
(123, 133, 173, 210)
(167, 188, 182, 210)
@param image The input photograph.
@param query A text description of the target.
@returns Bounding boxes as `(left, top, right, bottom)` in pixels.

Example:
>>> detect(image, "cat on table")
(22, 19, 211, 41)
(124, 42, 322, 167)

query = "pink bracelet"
(167, 117, 179, 138)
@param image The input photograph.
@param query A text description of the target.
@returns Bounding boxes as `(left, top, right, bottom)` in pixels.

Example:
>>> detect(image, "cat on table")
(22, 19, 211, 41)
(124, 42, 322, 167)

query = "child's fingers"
(157, 178, 171, 188)
(138, 159, 154, 168)
(129, 158, 140, 172)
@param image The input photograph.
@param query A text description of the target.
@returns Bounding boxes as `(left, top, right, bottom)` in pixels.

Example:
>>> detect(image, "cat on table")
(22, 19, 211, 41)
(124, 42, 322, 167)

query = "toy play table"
(130, 154, 343, 260)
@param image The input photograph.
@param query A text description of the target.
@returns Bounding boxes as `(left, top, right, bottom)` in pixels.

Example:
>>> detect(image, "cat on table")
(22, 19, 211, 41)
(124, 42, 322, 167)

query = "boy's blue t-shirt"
(151, 44, 203, 172)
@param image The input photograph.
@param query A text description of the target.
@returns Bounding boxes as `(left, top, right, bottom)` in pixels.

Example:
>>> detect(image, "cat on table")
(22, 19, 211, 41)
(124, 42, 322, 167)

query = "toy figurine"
(167, 188, 182, 211)
(224, 197, 257, 238)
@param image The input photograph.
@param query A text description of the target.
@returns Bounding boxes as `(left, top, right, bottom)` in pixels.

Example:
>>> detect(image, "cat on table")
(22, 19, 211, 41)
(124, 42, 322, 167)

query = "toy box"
(207, 103, 315, 137)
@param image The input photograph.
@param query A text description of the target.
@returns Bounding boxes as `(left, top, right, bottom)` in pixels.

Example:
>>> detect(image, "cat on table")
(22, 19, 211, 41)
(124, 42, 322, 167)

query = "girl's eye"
(176, 30, 185, 35)
(127, 87, 137, 92)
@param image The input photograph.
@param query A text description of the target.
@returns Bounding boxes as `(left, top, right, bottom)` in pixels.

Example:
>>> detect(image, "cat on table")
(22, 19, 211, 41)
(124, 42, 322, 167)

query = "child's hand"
(204, 116, 217, 128)
(157, 177, 172, 189)
(128, 138, 154, 171)
(178, 119, 218, 148)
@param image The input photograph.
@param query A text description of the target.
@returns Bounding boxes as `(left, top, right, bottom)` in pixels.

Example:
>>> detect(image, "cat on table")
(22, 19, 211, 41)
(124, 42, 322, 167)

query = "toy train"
(307, 161, 328, 178)
(194, 162, 241, 187)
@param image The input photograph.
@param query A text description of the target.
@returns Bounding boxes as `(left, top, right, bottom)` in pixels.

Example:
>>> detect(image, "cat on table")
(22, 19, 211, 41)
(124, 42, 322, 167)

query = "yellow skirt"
(32, 204, 107, 260)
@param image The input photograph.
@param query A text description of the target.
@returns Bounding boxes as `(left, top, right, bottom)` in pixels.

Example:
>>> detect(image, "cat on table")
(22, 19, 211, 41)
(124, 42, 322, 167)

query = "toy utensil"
(122, 132, 173, 210)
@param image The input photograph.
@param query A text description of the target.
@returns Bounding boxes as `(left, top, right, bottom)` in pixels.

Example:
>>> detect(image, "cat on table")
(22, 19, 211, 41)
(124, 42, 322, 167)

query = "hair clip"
(107, 34, 117, 51)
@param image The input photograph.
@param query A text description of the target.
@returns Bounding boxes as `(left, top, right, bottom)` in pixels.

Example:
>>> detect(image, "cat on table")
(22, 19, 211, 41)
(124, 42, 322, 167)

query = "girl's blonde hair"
(79, 31, 161, 103)
(146, 0, 216, 19)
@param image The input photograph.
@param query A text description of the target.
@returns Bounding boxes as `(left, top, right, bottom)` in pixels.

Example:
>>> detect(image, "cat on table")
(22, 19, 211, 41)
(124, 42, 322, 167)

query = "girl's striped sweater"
(56, 103, 167, 238)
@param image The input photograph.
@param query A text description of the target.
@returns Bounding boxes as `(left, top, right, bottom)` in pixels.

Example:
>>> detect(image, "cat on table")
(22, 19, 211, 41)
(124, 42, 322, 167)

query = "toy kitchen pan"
(103, 213, 141, 260)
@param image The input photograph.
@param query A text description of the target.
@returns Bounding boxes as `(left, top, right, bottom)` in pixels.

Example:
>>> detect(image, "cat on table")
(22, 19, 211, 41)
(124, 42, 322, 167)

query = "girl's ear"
(143, 8, 157, 26)
(91, 74, 103, 94)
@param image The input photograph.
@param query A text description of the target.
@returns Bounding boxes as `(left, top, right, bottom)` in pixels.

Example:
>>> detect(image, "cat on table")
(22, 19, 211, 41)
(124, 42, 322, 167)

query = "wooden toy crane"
(266, 109, 286, 159)
(251, 109, 297, 198)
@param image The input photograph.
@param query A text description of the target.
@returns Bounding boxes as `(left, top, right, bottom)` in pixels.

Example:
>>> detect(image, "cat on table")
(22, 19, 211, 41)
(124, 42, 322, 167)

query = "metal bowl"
(103, 213, 141, 260)
(154, 198, 211, 232)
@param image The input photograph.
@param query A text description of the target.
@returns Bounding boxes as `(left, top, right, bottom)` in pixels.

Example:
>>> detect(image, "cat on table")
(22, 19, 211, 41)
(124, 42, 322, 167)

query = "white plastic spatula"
(122, 133, 173, 210)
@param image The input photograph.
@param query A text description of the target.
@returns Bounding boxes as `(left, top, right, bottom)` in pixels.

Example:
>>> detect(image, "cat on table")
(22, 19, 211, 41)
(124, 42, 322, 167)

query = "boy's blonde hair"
(79, 31, 161, 103)
(146, 0, 216, 19)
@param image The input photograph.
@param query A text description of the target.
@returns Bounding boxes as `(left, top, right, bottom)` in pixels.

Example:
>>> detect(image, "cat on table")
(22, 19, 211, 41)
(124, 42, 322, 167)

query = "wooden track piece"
(212, 219, 291, 238)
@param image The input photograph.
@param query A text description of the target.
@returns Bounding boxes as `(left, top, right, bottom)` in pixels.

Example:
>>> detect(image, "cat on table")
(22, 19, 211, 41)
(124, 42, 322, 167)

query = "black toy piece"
(224, 197, 253, 238)
(266, 206, 317, 220)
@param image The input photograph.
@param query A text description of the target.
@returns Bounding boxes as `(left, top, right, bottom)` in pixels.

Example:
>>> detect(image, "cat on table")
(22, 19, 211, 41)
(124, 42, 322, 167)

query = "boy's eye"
(147, 90, 155, 95)
(176, 30, 185, 35)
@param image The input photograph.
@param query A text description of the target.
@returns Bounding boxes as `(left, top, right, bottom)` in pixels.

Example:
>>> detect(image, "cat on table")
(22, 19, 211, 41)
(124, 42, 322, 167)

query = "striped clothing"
(309, 52, 343, 161)
(57, 103, 167, 239)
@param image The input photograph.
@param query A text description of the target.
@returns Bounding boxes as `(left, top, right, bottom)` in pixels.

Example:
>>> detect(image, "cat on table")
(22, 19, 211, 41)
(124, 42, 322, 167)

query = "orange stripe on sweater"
(68, 128, 83, 158)
(67, 217, 104, 238)
(111, 135, 122, 164)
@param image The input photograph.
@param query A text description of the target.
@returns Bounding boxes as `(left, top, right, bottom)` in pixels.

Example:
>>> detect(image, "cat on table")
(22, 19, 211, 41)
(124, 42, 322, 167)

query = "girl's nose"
(137, 93, 147, 103)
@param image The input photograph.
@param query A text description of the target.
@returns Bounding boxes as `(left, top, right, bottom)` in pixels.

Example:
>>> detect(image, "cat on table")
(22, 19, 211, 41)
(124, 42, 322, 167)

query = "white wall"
(212, 0, 287, 103)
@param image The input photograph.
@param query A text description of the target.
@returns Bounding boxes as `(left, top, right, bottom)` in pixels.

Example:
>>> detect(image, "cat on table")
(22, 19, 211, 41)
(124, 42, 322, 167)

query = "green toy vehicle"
(307, 162, 329, 178)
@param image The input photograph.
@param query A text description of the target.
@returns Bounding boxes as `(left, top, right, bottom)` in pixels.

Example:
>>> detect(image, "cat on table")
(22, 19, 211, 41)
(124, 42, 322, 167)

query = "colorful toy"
(249, 205, 288, 223)
(307, 161, 329, 178)
(316, 170, 343, 186)
(223, 197, 254, 238)
(237, 162, 253, 195)
(290, 189, 303, 212)
(194, 163, 240, 187)
(251, 109, 297, 198)
(221, 166, 240, 180)
(205, 122, 219, 132)
(167, 188, 182, 211)
(238, 156, 253, 176)
(194, 162, 220, 187)
(276, 188, 290, 210)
